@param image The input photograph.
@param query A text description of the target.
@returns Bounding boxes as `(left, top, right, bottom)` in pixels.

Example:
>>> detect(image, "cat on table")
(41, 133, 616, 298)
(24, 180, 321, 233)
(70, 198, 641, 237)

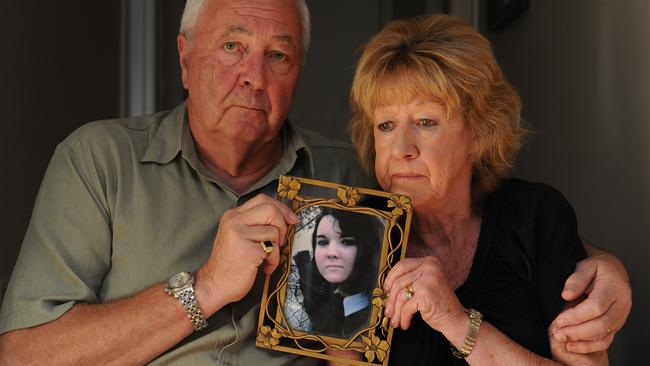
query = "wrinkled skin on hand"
(550, 252, 632, 354)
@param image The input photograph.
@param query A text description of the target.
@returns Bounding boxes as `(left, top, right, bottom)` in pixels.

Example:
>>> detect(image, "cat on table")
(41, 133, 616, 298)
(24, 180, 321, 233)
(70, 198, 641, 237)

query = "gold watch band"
(451, 308, 483, 359)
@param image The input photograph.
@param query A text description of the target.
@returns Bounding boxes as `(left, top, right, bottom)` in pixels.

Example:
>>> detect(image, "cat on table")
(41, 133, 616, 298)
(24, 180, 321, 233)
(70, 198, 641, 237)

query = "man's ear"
(177, 34, 190, 89)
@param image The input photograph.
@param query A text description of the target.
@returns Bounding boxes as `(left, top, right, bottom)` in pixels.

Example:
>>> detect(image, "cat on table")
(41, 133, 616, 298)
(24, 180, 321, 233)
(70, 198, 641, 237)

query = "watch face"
(168, 272, 191, 289)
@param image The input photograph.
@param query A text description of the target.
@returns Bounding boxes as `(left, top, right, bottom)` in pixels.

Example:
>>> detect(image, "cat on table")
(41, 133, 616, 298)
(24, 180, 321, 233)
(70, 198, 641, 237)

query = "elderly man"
(0, 0, 631, 365)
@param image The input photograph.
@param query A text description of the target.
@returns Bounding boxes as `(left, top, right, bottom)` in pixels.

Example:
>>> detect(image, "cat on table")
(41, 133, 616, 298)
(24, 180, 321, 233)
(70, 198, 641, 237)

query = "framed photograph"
(256, 176, 413, 366)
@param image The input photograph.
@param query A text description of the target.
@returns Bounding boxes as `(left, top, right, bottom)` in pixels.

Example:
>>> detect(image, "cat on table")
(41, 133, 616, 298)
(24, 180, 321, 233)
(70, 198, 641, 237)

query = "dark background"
(1, 1, 647, 364)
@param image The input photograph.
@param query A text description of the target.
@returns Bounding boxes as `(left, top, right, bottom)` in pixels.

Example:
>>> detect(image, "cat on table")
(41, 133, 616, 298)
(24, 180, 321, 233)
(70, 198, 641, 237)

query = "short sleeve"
(0, 141, 112, 334)
(531, 185, 587, 324)
(496, 180, 587, 326)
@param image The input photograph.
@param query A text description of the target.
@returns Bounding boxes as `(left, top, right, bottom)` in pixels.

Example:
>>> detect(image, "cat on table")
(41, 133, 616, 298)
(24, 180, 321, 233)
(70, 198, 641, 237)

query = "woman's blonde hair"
(349, 14, 530, 200)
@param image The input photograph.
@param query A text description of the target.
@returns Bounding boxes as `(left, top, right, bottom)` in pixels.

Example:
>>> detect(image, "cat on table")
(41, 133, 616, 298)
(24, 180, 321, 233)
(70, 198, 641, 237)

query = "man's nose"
(392, 126, 418, 160)
(239, 53, 266, 90)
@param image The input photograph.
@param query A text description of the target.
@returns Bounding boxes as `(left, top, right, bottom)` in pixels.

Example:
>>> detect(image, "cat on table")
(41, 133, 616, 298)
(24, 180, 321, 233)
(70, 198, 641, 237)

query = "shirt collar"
(139, 102, 186, 164)
(277, 121, 315, 179)
(140, 101, 315, 181)
(343, 293, 370, 317)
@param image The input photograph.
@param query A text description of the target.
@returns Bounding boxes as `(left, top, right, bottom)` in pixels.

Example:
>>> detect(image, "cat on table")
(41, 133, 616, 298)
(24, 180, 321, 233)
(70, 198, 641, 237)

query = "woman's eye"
(419, 119, 437, 128)
(223, 42, 238, 52)
(341, 238, 356, 246)
(316, 238, 329, 246)
(377, 121, 393, 132)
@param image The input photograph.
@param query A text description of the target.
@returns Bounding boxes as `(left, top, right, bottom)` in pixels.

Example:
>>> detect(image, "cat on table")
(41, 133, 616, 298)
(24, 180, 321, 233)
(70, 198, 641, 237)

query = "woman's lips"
(325, 265, 343, 272)
(391, 173, 426, 181)
(325, 264, 344, 270)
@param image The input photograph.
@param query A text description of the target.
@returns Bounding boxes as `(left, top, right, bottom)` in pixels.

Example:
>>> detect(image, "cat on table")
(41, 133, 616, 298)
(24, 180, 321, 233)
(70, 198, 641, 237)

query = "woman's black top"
(389, 179, 587, 365)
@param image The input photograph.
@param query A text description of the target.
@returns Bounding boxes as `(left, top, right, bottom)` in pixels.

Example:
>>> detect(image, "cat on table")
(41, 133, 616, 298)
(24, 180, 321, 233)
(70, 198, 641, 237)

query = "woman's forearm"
(440, 315, 604, 366)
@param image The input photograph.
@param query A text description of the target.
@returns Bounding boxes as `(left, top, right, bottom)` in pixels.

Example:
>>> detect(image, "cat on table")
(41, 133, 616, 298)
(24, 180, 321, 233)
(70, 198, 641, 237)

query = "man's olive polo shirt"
(0, 102, 370, 365)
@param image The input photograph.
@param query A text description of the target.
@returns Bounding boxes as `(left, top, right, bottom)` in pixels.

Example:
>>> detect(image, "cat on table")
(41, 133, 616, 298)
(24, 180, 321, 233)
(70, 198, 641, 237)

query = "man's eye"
(223, 42, 238, 52)
(271, 52, 286, 62)
(377, 122, 393, 132)
(419, 119, 437, 128)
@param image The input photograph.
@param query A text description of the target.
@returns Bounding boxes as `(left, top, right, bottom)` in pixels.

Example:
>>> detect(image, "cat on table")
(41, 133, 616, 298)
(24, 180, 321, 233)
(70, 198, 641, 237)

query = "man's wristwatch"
(164, 271, 208, 331)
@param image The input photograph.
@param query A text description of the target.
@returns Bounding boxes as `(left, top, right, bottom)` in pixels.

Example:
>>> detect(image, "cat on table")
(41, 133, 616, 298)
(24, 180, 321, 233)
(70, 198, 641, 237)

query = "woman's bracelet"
(450, 308, 483, 359)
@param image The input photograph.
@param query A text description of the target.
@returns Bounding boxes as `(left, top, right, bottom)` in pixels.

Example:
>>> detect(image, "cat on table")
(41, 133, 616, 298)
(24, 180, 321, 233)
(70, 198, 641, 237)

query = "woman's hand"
(383, 257, 607, 365)
(383, 256, 466, 332)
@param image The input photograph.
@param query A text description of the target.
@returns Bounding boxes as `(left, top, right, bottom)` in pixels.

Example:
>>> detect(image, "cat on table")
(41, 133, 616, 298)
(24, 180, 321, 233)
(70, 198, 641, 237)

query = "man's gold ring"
(404, 285, 415, 300)
(260, 241, 274, 256)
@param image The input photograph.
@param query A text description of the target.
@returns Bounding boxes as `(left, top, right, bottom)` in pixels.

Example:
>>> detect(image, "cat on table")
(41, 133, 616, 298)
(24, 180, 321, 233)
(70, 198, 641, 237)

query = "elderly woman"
(349, 14, 606, 365)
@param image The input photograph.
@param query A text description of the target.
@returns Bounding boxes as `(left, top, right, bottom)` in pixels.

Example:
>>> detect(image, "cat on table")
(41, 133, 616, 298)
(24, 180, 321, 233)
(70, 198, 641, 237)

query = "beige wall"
(486, 1, 650, 364)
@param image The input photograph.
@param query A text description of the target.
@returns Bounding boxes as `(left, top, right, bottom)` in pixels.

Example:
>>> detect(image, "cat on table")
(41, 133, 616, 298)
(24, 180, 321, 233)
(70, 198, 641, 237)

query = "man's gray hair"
(179, 0, 311, 53)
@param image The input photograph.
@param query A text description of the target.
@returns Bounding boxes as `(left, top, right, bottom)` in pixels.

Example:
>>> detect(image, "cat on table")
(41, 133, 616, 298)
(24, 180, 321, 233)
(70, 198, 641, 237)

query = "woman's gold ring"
(404, 285, 415, 300)
(260, 241, 274, 256)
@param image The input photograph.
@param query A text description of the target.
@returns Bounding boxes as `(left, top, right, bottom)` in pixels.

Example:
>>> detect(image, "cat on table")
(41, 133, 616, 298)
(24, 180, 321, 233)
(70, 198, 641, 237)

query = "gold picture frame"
(256, 175, 412, 366)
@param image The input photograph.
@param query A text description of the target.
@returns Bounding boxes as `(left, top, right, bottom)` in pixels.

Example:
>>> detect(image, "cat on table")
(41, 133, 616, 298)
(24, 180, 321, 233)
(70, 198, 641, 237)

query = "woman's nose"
(326, 242, 340, 258)
(391, 126, 418, 160)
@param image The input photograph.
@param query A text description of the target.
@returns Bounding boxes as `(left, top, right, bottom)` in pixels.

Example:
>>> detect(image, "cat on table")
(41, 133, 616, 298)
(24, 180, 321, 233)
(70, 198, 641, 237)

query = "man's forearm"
(0, 282, 217, 366)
